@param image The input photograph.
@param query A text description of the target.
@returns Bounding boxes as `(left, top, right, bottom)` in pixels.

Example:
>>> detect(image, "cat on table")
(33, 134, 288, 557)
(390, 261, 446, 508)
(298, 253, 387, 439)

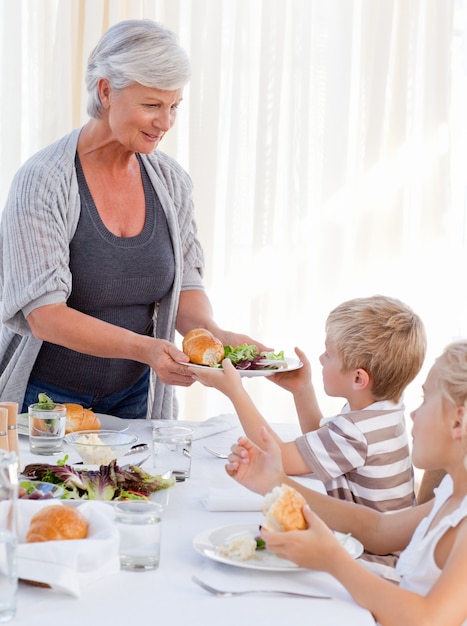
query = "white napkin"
(192, 414, 239, 441)
(16, 500, 120, 597)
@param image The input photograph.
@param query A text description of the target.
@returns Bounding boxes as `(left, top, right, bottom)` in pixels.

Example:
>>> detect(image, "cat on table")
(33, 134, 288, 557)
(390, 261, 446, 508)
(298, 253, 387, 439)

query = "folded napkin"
(192, 414, 239, 441)
(16, 500, 120, 597)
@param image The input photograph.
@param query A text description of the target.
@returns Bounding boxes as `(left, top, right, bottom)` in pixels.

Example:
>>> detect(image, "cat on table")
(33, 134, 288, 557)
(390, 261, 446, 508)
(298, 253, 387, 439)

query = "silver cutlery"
(192, 576, 331, 599)
(122, 455, 150, 470)
(204, 446, 229, 459)
(126, 443, 149, 455)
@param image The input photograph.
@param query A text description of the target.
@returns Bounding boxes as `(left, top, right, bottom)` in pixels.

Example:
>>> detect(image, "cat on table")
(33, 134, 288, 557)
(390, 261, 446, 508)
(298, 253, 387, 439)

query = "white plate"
(193, 524, 363, 571)
(17, 413, 129, 437)
(181, 356, 303, 378)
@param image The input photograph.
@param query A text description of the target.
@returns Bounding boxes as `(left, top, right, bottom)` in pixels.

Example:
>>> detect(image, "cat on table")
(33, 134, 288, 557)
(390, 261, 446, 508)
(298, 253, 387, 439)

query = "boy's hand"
(225, 427, 286, 494)
(267, 346, 312, 393)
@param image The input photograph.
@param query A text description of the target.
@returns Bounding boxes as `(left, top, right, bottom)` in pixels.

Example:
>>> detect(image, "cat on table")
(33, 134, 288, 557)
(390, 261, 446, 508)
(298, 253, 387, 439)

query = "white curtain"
(0, 0, 461, 423)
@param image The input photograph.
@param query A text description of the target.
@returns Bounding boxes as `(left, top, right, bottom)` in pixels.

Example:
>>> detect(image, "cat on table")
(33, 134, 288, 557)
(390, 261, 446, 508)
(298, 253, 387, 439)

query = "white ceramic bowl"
(65, 430, 138, 465)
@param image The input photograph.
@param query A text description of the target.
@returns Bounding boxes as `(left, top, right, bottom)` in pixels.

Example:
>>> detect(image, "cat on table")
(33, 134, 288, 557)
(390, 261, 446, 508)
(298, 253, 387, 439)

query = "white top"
(397, 474, 467, 595)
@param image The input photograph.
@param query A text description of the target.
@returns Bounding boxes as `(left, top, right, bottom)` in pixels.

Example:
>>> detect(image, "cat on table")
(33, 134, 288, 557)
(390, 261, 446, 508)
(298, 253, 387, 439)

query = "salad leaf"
(21, 460, 175, 501)
(84, 465, 118, 501)
(260, 350, 285, 361)
(222, 344, 286, 370)
(255, 537, 266, 550)
(224, 344, 259, 364)
(36, 392, 56, 409)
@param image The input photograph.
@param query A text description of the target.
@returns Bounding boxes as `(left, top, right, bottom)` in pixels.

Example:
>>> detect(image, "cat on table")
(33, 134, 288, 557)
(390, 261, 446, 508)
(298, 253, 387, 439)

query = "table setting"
(5, 409, 376, 626)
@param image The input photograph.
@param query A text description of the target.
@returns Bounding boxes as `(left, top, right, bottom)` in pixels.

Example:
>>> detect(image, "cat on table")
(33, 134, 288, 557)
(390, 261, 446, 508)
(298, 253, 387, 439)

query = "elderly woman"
(0, 19, 261, 419)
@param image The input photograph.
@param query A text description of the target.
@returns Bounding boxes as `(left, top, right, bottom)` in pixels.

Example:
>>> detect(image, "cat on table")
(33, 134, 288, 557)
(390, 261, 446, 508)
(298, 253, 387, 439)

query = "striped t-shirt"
(296, 400, 415, 569)
(295, 399, 415, 512)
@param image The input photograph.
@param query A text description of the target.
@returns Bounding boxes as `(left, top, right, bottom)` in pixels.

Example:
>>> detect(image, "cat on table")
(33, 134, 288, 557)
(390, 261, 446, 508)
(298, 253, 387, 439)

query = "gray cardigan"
(0, 128, 205, 418)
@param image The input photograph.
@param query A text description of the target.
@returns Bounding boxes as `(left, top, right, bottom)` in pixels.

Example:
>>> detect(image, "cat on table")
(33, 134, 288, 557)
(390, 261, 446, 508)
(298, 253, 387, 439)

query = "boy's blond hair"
(325, 295, 426, 402)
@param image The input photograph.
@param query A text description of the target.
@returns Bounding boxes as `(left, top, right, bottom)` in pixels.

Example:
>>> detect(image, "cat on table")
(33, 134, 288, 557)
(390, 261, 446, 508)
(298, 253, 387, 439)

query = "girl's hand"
(190, 357, 243, 396)
(262, 505, 343, 571)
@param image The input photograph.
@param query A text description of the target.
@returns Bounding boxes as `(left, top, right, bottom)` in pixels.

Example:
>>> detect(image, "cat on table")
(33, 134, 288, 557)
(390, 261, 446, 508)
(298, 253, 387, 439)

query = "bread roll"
(26, 505, 88, 543)
(64, 403, 101, 434)
(261, 484, 307, 532)
(182, 328, 224, 366)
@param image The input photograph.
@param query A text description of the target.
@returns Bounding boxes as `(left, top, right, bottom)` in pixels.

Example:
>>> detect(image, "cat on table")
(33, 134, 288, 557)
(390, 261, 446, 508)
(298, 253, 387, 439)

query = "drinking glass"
(115, 501, 162, 571)
(152, 425, 193, 481)
(0, 450, 18, 622)
(28, 404, 66, 455)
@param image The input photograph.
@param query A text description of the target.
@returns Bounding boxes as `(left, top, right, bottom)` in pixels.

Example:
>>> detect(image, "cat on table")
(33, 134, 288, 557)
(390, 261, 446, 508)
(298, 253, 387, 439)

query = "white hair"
(85, 19, 191, 119)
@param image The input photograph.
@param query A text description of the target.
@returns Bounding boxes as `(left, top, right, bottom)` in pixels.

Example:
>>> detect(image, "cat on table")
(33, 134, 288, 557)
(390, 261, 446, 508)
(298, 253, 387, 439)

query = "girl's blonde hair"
(325, 295, 426, 402)
(436, 340, 467, 408)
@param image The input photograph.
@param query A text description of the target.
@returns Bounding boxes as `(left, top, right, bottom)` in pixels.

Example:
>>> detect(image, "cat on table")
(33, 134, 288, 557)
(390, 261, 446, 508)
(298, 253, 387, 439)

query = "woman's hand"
(176, 290, 273, 354)
(214, 330, 273, 354)
(27, 303, 196, 387)
(146, 338, 195, 387)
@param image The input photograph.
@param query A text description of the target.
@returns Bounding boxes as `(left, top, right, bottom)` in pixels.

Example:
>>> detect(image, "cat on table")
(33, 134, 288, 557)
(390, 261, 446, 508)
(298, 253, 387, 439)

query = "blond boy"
(192, 295, 426, 515)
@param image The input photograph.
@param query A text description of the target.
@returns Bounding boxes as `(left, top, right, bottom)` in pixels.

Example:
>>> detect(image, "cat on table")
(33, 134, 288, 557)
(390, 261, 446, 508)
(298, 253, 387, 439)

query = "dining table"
(13, 413, 376, 626)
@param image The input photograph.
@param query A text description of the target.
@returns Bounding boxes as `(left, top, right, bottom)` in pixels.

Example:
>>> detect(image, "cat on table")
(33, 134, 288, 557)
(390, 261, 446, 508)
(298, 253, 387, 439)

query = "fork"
(192, 576, 331, 599)
(204, 446, 229, 459)
(121, 455, 150, 470)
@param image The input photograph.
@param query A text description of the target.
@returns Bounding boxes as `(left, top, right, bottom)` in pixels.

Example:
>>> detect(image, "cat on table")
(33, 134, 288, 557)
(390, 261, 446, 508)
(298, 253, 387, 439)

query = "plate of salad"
(182, 344, 303, 378)
(20, 459, 175, 502)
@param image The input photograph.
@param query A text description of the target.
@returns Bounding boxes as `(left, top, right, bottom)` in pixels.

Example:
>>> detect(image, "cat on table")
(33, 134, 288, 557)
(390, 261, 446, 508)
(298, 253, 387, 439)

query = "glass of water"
(152, 425, 193, 481)
(0, 450, 18, 622)
(114, 501, 162, 571)
(28, 403, 66, 455)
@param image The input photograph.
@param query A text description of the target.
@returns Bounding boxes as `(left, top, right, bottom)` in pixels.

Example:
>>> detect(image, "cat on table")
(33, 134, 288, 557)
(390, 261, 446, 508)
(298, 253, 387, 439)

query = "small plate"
(17, 413, 129, 437)
(193, 524, 363, 571)
(181, 356, 303, 378)
(18, 480, 65, 500)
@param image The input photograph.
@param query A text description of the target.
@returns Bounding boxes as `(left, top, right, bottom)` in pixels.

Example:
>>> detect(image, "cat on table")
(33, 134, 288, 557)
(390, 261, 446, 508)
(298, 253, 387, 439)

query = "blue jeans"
(22, 370, 150, 419)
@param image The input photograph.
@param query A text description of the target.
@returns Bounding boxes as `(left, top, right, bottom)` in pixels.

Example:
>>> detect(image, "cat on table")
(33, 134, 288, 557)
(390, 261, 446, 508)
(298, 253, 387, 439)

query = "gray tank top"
(31, 153, 175, 395)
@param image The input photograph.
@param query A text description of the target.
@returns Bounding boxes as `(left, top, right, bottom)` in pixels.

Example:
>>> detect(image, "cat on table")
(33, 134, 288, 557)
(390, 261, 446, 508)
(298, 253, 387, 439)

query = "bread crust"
(182, 328, 224, 366)
(26, 505, 88, 543)
(262, 484, 307, 531)
(64, 403, 101, 434)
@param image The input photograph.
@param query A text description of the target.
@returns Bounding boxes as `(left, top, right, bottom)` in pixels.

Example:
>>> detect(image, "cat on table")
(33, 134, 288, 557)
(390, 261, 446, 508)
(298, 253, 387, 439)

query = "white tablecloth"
(14, 415, 375, 626)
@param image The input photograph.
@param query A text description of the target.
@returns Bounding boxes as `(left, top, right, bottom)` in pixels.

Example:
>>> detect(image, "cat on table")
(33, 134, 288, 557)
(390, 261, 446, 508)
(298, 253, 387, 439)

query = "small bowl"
(65, 430, 138, 465)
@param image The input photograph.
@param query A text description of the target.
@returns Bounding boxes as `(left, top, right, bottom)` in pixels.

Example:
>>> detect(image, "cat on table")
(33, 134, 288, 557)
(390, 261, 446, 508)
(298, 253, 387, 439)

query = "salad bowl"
(65, 430, 138, 465)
